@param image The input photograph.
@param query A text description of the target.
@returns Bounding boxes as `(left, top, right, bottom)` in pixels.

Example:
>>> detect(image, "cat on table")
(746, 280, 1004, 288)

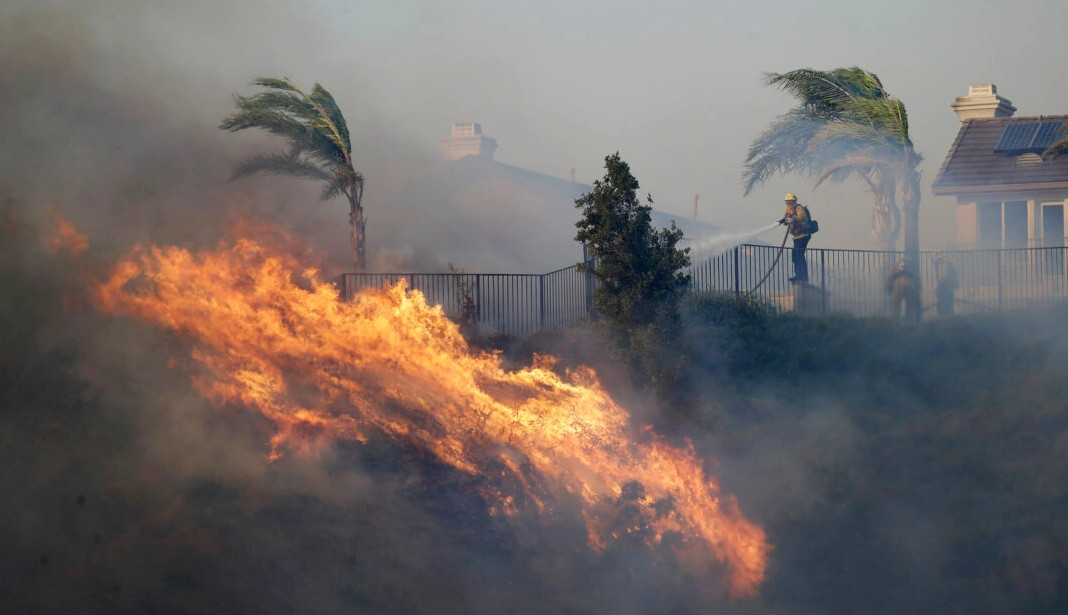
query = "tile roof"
(931, 116, 1068, 195)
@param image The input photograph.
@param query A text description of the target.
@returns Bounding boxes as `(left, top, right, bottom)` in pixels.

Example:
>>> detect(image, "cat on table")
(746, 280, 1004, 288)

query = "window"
(1042, 204, 1064, 247)
(1005, 201, 1027, 248)
(978, 201, 1001, 245)
(977, 200, 1029, 247)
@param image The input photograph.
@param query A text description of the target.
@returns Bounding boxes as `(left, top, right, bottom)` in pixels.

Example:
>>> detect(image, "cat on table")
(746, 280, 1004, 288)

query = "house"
(932, 84, 1068, 249)
(434, 123, 723, 273)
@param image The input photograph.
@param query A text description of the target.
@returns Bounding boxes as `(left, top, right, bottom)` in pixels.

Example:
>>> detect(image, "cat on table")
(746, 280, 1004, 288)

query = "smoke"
(0, 5, 753, 613)
(3, 3, 1068, 614)
(0, 4, 541, 613)
(686, 221, 785, 258)
(675, 294, 1068, 614)
(0, 1, 571, 277)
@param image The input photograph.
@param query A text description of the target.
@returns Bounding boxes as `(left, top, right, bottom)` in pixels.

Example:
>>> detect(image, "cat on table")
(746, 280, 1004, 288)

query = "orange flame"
(88, 221, 769, 596)
(45, 207, 89, 256)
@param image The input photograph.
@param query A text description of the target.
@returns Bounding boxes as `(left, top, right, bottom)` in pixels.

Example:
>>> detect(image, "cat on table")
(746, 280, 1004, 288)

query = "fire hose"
(747, 226, 791, 294)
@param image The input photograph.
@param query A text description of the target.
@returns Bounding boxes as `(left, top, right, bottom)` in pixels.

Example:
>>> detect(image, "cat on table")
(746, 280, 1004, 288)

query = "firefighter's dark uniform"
(934, 256, 959, 317)
(783, 200, 813, 283)
(887, 261, 921, 322)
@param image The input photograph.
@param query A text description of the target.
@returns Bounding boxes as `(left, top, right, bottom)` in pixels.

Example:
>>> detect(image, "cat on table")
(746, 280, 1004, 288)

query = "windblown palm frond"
(848, 97, 911, 144)
(232, 153, 333, 181)
(763, 67, 886, 118)
(808, 121, 891, 151)
(221, 77, 367, 269)
(810, 152, 884, 189)
(743, 110, 826, 195)
(320, 168, 364, 202)
(309, 84, 350, 152)
(1043, 125, 1068, 160)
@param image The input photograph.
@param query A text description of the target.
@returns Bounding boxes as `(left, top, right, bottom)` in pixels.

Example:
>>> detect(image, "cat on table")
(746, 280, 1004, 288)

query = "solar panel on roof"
(994, 120, 1066, 152)
(995, 122, 1039, 152)
(1033, 120, 1065, 149)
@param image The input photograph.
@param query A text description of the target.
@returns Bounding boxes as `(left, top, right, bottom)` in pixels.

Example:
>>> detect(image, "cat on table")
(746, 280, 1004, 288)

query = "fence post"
(733, 246, 740, 295)
(335, 274, 348, 301)
(820, 249, 827, 314)
(997, 250, 1003, 311)
(538, 274, 545, 330)
(582, 245, 595, 320)
(475, 274, 482, 323)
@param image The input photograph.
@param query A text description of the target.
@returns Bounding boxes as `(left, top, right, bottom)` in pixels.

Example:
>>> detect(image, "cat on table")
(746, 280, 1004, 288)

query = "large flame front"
(88, 222, 769, 596)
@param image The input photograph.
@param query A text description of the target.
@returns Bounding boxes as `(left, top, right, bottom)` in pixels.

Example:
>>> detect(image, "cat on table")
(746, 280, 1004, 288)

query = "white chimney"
(950, 84, 1016, 122)
(437, 122, 498, 161)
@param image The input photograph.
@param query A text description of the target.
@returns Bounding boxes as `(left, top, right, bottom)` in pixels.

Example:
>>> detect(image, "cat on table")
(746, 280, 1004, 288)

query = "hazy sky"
(10, 0, 1068, 255)
(297, 0, 1068, 248)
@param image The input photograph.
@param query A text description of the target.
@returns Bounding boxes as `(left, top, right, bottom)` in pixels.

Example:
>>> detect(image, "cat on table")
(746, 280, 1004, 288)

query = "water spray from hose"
(686, 221, 783, 258)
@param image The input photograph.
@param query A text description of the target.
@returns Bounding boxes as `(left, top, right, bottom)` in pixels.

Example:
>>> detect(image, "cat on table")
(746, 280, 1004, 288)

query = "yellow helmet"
(784, 193, 797, 202)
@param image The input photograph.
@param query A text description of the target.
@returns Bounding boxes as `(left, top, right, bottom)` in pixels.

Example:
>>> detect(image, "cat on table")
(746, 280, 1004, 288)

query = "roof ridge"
(932, 119, 974, 188)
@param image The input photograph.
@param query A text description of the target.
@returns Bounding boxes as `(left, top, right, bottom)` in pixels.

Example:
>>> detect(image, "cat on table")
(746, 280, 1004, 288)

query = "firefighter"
(779, 193, 814, 283)
(887, 260, 921, 323)
(934, 254, 959, 317)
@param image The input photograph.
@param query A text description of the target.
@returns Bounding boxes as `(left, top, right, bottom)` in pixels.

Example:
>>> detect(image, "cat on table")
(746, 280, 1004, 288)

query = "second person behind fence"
(887, 260, 921, 323)
(934, 254, 959, 317)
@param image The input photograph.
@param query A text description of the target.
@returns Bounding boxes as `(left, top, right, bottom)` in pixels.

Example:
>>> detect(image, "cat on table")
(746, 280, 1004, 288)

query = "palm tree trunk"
(872, 179, 899, 251)
(349, 197, 365, 272)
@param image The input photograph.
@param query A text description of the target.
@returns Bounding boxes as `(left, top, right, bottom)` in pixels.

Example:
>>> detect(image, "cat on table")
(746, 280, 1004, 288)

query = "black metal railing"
(337, 244, 1068, 334)
(950, 237, 1068, 250)
(337, 264, 595, 337)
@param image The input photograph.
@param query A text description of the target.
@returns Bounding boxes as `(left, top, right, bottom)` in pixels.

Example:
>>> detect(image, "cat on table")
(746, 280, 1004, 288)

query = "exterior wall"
(956, 201, 977, 244)
(1029, 200, 1040, 240)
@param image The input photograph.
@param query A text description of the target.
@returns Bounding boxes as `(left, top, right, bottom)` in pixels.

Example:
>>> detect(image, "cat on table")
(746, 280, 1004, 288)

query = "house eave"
(931, 181, 1068, 196)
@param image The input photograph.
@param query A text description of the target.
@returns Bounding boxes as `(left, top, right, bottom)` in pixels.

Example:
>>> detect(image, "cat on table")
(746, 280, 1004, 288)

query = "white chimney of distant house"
(437, 122, 498, 161)
(951, 84, 1016, 122)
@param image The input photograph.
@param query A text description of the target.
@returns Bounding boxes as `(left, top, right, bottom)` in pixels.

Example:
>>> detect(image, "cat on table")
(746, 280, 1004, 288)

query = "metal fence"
(337, 244, 1068, 334)
(336, 264, 594, 336)
(695, 244, 1068, 317)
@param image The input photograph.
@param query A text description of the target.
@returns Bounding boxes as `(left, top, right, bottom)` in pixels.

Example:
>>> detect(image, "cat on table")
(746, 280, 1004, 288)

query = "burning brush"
(59, 217, 769, 597)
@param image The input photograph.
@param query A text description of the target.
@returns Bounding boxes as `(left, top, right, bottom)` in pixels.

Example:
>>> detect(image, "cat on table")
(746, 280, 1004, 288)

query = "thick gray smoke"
(4, 3, 1067, 615)
(0, 5, 744, 614)
(0, 1, 568, 276)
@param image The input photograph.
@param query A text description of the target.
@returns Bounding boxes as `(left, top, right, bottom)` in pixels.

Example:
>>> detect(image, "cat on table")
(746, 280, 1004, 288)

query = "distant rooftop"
(438, 122, 497, 161)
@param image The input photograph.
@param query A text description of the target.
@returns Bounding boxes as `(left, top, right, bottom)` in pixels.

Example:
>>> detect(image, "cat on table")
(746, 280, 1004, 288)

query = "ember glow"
(85, 221, 769, 597)
(45, 207, 89, 257)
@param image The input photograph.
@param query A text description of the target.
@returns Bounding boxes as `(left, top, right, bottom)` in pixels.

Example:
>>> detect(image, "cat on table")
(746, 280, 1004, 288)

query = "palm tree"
(220, 77, 366, 270)
(743, 67, 922, 258)
(1042, 126, 1068, 160)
